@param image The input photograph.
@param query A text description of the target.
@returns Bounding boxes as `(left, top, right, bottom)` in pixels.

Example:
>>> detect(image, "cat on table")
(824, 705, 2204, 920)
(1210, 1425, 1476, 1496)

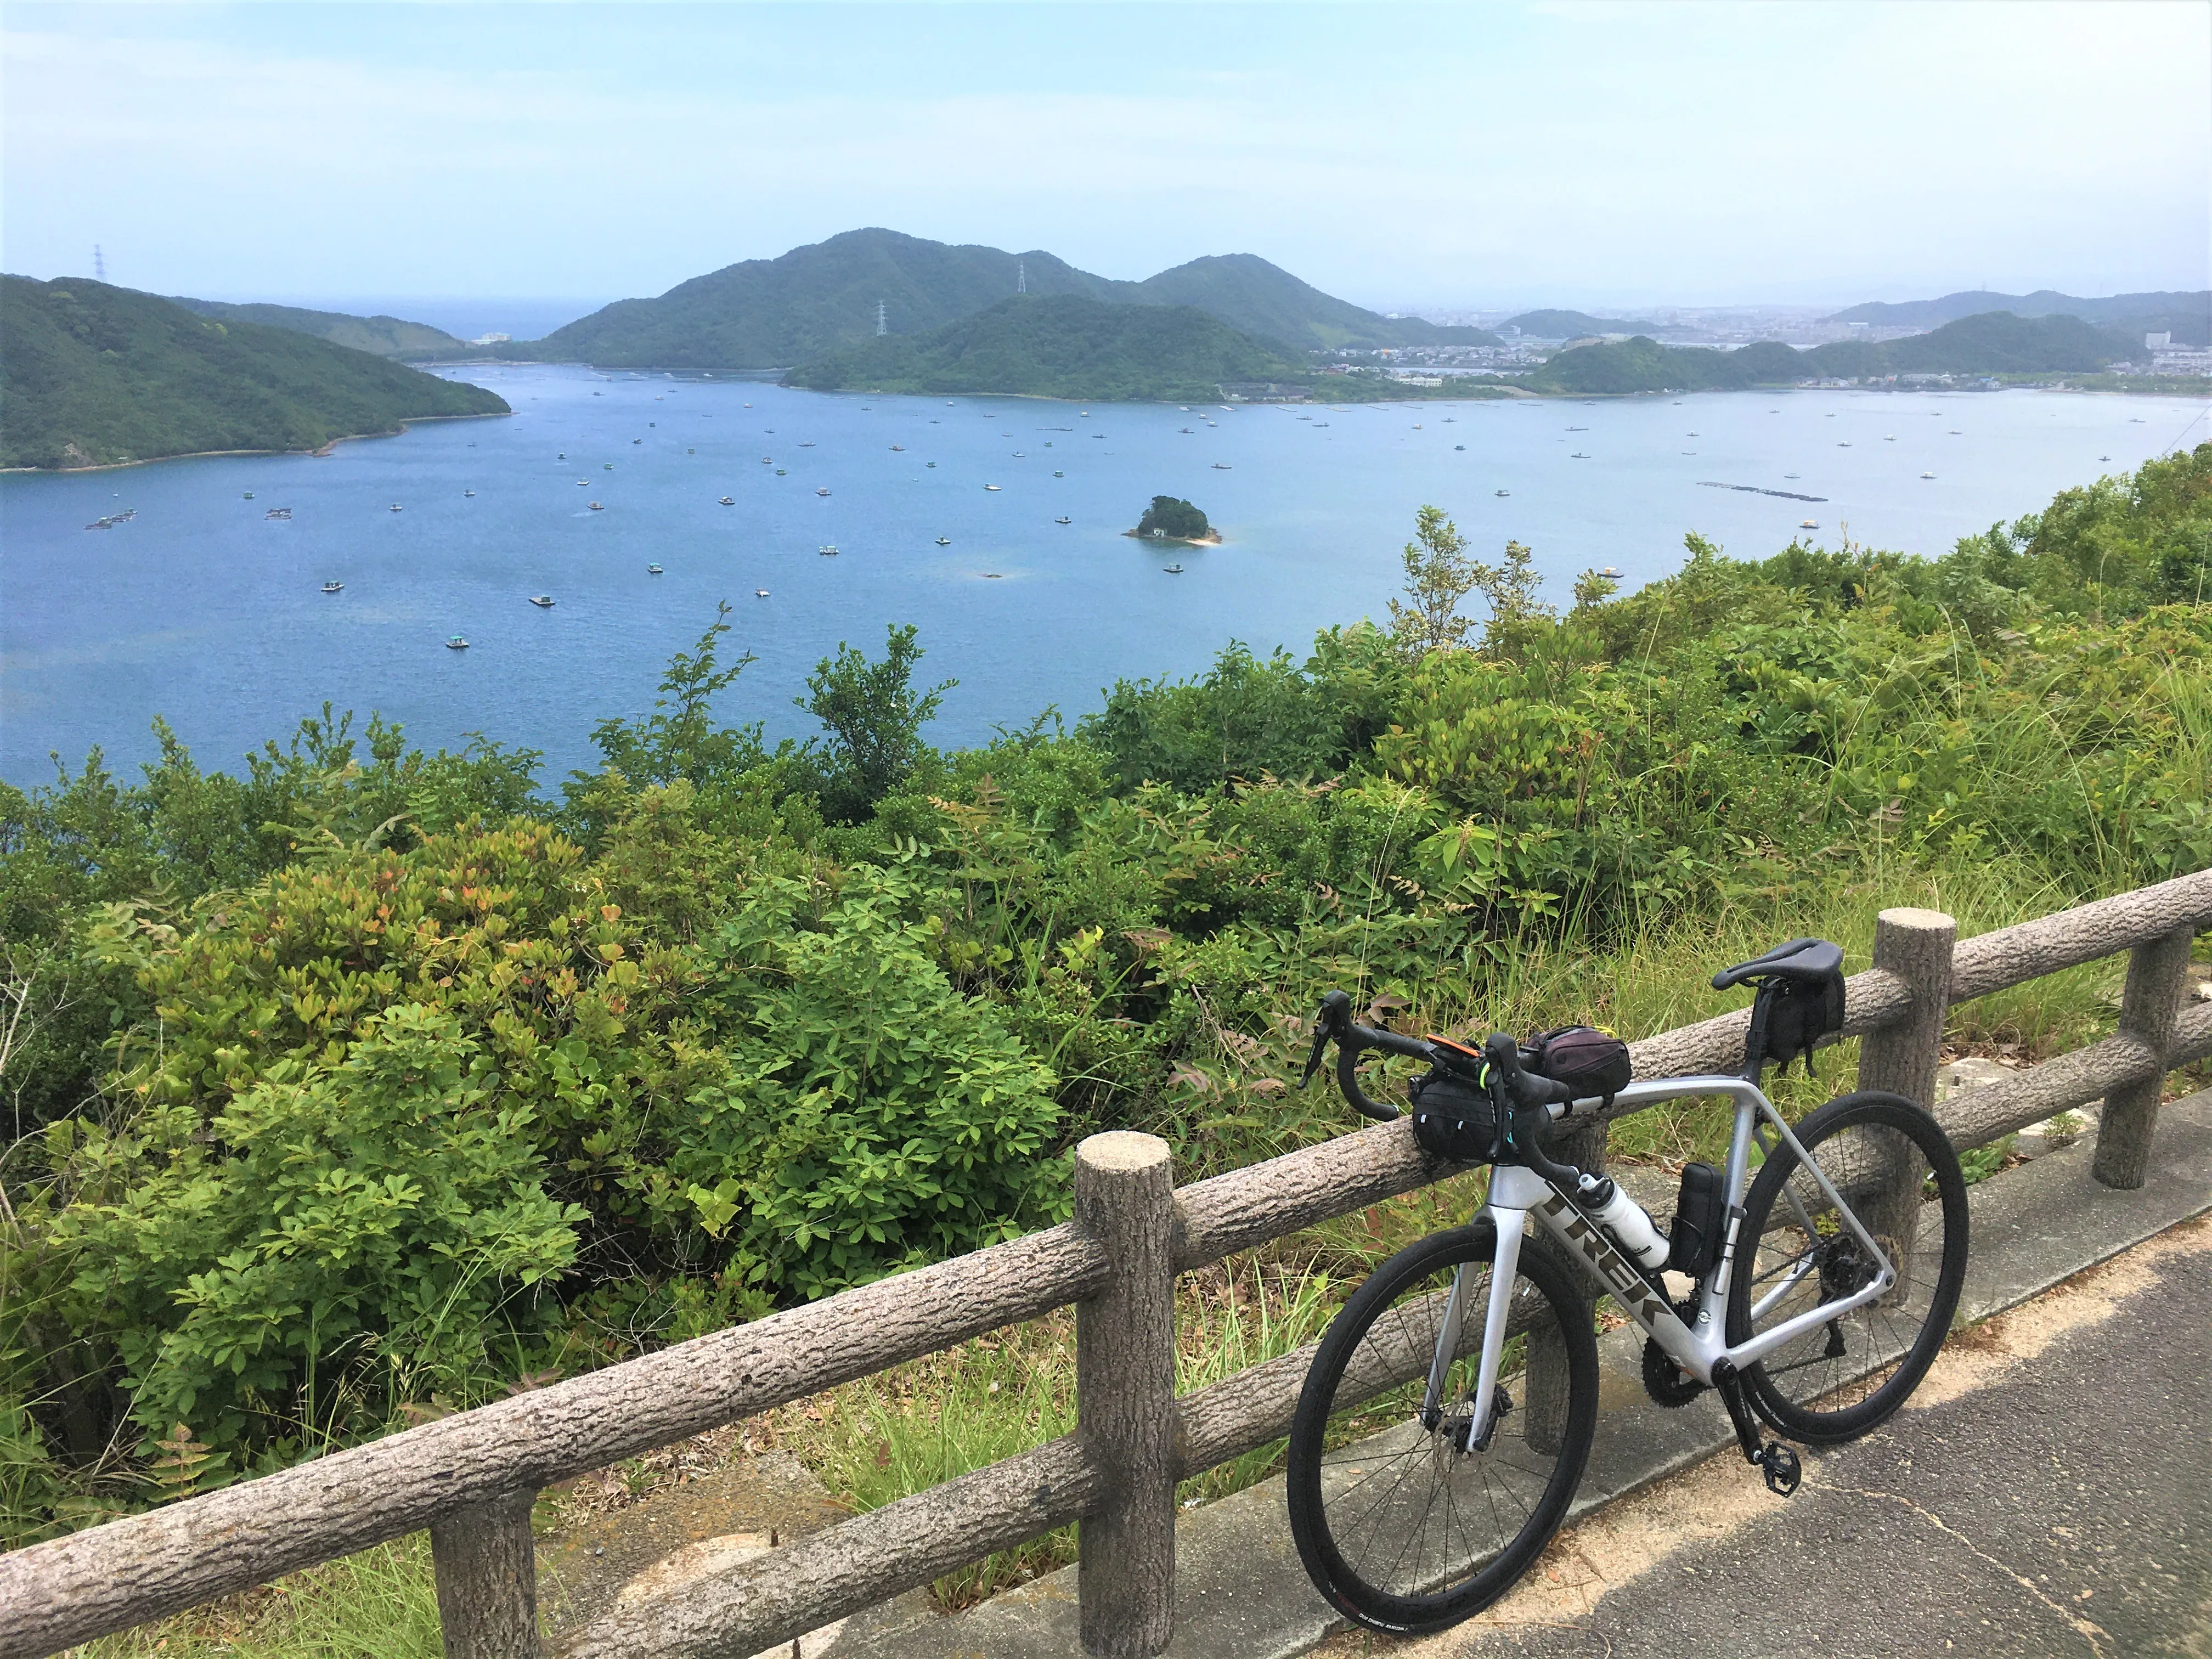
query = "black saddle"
(1711, 936, 1843, 991)
(1712, 938, 1846, 1076)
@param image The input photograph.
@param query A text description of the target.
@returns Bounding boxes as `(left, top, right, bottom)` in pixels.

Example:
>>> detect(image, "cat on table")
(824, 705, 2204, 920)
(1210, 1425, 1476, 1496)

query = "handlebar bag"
(1530, 1026, 1632, 1104)
(1408, 1069, 1497, 1163)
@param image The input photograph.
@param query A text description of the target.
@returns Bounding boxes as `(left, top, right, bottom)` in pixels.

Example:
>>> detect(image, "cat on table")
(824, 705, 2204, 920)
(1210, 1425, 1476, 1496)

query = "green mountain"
(1527, 337, 1804, 394)
(504, 228, 1494, 371)
(166, 298, 472, 360)
(1, 276, 508, 470)
(1869, 310, 2129, 374)
(1135, 254, 1499, 349)
(1528, 312, 2130, 395)
(1828, 288, 2209, 347)
(783, 294, 1313, 402)
(1504, 308, 1663, 338)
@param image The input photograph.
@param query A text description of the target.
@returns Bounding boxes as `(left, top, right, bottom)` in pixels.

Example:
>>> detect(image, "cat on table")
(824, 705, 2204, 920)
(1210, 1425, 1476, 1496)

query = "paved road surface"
(1321, 1216, 2212, 1659)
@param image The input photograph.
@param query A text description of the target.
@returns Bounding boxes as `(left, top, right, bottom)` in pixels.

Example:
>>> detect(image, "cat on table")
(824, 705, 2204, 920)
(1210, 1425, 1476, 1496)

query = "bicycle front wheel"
(1729, 1089, 1970, 1444)
(1286, 1223, 1597, 1635)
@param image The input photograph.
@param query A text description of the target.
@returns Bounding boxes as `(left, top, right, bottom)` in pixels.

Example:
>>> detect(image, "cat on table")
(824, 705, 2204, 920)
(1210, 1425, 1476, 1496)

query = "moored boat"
(1161, 563, 1183, 574)
(446, 635, 469, 650)
(1055, 516, 1071, 524)
(647, 563, 663, 574)
(755, 588, 770, 597)
(321, 581, 343, 594)
(819, 544, 839, 556)
(1800, 519, 1819, 529)
(816, 487, 831, 497)
(720, 496, 735, 505)
(588, 501, 604, 511)
(528, 595, 555, 608)
(935, 536, 951, 545)
(984, 484, 1002, 492)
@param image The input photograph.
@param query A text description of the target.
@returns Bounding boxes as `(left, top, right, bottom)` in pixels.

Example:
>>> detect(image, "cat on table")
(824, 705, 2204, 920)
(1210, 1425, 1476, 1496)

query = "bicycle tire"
(1728, 1089, 1969, 1444)
(1286, 1222, 1598, 1634)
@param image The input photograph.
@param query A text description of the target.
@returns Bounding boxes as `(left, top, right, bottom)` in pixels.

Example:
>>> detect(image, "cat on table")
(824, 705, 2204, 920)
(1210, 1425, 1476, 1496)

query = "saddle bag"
(1530, 1025, 1632, 1105)
(1762, 970, 1846, 1074)
(1408, 1070, 1497, 1164)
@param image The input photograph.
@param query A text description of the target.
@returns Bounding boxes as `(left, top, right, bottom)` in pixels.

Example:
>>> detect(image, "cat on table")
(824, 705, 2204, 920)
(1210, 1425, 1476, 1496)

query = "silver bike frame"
(1437, 1075, 1898, 1446)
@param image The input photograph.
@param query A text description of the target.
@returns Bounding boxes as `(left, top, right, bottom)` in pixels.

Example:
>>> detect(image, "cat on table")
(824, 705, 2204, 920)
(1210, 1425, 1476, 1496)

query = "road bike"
(1283, 938, 1970, 1634)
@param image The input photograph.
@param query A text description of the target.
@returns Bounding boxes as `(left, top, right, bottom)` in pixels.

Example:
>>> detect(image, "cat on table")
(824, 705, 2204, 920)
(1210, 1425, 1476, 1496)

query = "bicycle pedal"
(1758, 1442, 1802, 1497)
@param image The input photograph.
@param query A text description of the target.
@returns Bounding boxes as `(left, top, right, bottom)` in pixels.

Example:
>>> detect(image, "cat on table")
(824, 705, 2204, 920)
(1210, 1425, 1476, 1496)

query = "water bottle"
(1580, 1176, 1669, 1272)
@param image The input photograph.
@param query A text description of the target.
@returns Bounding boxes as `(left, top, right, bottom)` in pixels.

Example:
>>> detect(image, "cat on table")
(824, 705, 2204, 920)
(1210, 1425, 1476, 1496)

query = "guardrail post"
(430, 1487, 542, 1658)
(1854, 908, 1956, 1279)
(1074, 1131, 1178, 1659)
(2092, 921, 2196, 1189)
(1523, 1116, 1605, 1456)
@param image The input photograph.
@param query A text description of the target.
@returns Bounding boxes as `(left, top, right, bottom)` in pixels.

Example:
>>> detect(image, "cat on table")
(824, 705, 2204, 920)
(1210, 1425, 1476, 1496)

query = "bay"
(3, 364, 2203, 786)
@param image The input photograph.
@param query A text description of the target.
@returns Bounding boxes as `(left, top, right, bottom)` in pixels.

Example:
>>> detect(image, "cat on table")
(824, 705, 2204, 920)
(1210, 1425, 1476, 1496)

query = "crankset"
(1643, 1299, 1708, 1408)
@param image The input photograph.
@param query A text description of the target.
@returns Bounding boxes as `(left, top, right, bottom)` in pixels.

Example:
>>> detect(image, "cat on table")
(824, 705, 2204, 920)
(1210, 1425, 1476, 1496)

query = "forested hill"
(1, 277, 508, 470)
(1529, 311, 2133, 394)
(1828, 286, 2211, 344)
(782, 294, 1314, 401)
(1135, 255, 1499, 350)
(1504, 308, 1663, 337)
(166, 298, 472, 360)
(502, 228, 1494, 370)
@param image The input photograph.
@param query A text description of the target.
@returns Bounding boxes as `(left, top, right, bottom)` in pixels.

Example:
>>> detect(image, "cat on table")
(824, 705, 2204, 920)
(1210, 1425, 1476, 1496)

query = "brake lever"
(1300, 989, 1353, 1090)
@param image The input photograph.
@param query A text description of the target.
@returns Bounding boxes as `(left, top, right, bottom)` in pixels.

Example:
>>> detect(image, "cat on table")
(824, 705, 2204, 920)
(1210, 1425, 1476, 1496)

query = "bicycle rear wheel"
(1728, 1089, 1969, 1444)
(1286, 1223, 1597, 1635)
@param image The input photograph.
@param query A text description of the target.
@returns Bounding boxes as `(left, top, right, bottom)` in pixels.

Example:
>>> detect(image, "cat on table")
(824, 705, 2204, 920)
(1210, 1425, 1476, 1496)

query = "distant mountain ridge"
(166, 298, 473, 360)
(502, 229, 1498, 371)
(1829, 287, 2209, 347)
(1, 276, 507, 470)
(1529, 311, 2134, 396)
(1504, 308, 1664, 338)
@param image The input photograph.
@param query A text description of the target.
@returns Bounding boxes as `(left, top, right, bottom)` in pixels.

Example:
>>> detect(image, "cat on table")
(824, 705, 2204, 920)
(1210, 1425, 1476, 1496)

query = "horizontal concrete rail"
(1947, 868, 2212, 1003)
(5, 870, 2206, 1659)
(1940, 1001, 2212, 1150)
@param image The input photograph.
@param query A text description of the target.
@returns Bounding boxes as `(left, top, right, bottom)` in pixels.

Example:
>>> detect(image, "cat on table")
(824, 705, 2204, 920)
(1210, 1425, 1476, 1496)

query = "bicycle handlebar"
(1299, 992, 1580, 1130)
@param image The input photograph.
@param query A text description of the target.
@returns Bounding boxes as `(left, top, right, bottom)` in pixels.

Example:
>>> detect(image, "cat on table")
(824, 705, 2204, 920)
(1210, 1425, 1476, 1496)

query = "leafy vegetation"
(1527, 311, 2135, 396)
(163, 298, 472, 361)
(3, 444, 2208, 1558)
(0, 278, 507, 470)
(785, 295, 1314, 402)
(1135, 496, 1212, 540)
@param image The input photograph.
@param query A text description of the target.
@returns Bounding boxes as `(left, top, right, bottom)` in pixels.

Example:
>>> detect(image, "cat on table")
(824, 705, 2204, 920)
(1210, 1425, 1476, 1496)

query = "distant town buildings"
(469, 332, 511, 346)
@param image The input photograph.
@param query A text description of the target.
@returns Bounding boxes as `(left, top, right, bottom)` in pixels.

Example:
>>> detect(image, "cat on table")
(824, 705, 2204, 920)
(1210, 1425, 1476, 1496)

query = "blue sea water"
(3, 365, 2204, 786)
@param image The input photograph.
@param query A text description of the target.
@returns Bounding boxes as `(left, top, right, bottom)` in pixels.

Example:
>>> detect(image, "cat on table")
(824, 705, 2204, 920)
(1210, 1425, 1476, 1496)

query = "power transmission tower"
(877, 300, 887, 337)
(93, 245, 106, 281)
(1018, 259, 1026, 295)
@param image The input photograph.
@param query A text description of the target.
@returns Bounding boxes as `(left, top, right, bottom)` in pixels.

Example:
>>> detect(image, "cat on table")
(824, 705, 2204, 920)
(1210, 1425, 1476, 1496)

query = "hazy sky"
(5, 1, 2208, 322)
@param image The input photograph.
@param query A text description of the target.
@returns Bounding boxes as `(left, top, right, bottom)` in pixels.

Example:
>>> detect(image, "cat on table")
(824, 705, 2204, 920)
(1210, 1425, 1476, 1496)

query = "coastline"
(1123, 527, 1223, 546)
(2, 409, 511, 475)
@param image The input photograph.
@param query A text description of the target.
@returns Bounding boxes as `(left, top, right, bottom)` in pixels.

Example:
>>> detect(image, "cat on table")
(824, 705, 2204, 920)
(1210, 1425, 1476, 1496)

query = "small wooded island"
(1127, 495, 1219, 543)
